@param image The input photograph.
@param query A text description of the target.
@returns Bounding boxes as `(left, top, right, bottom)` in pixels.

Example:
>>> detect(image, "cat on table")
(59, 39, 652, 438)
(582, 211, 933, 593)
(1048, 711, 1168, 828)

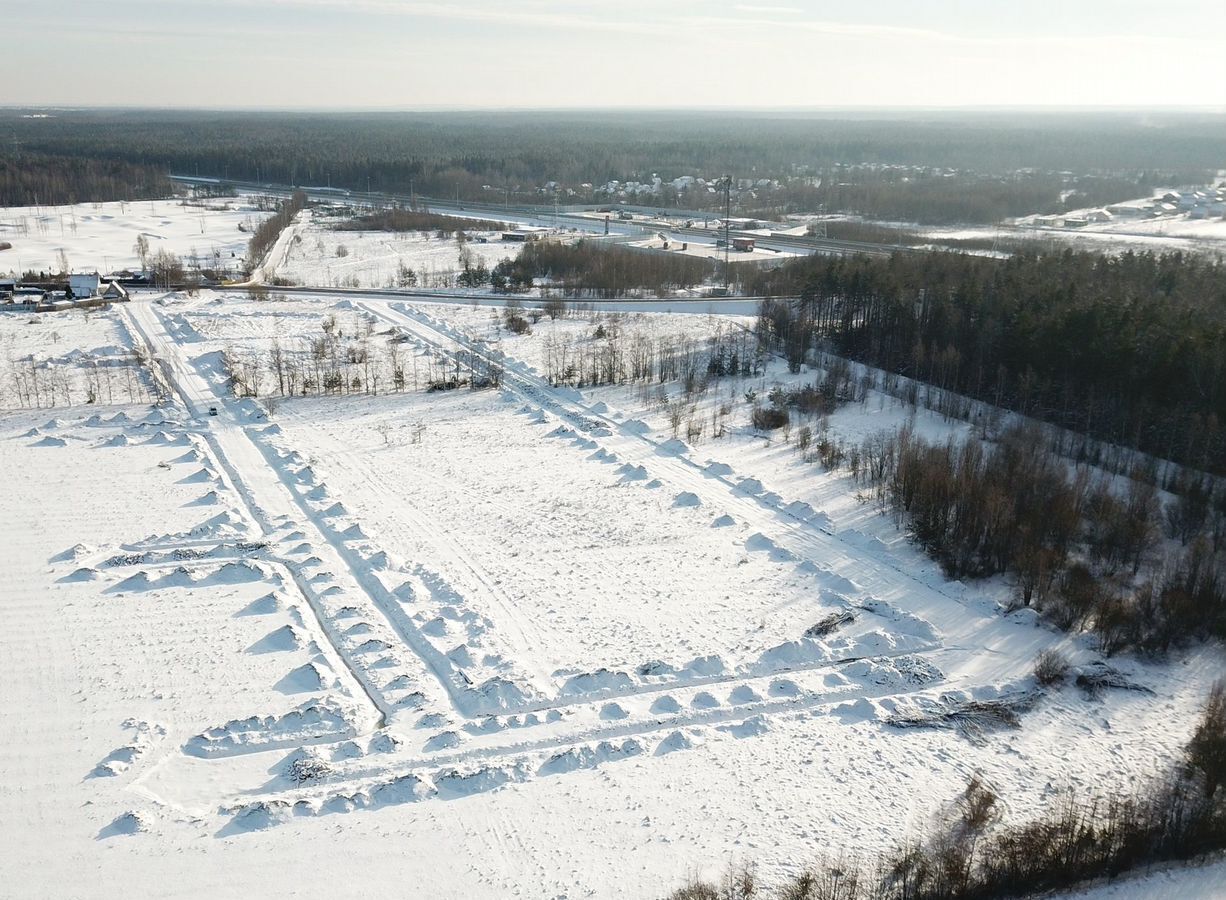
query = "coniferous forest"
(3, 108, 1223, 222)
(752, 250, 1226, 475)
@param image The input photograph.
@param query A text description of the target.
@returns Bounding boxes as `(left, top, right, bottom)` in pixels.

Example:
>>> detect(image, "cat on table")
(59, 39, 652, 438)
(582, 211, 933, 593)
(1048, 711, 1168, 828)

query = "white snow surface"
(265, 209, 519, 289)
(2, 285, 1224, 899)
(0, 197, 269, 276)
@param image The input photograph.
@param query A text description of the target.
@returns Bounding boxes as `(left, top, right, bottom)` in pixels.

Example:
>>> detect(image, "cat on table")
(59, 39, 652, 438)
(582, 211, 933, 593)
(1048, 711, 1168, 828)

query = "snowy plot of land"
(265, 209, 521, 289)
(0, 306, 156, 407)
(2, 288, 1223, 899)
(1062, 857, 1226, 900)
(0, 197, 269, 276)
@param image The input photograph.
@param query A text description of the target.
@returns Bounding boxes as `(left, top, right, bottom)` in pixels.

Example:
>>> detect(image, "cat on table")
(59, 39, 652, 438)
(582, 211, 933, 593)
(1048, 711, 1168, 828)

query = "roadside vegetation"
(244, 191, 307, 272)
(493, 241, 715, 297)
(332, 208, 503, 235)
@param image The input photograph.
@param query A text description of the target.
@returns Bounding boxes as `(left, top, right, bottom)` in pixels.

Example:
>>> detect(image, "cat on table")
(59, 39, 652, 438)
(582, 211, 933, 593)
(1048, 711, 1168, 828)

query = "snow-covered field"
(0, 197, 269, 276)
(266, 209, 521, 288)
(0, 305, 156, 407)
(3, 285, 1223, 899)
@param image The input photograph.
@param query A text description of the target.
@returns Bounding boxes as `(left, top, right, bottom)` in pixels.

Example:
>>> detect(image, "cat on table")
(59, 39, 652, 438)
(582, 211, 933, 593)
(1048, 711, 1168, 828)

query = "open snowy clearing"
(264, 209, 521, 289)
(0, 304, 156, 407)
(0, 196, 270, 276)
(2, 289, 1223, 899)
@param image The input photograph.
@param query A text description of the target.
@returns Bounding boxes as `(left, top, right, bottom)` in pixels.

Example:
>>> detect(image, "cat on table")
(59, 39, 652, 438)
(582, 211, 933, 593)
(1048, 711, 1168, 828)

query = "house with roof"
(68, 272, 100, 299)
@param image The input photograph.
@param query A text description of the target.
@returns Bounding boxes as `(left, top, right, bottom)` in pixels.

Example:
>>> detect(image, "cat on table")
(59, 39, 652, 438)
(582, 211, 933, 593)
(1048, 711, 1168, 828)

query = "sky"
(6, 0, 1226, 109)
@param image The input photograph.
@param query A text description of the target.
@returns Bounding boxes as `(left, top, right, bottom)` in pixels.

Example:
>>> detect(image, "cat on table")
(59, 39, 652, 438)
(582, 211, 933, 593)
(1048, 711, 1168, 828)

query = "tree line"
(493, 240, 715, 298)
(7, 108, 1222, 222)
(245, 191, 307, 272)
(752, 249, 1226, 475)
(0, 154, 172, 207)
(333, 208, 504, 235)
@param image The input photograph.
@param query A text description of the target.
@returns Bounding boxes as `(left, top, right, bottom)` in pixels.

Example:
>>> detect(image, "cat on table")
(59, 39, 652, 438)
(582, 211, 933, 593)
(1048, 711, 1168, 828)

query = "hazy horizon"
(7, 0, 1225, 109)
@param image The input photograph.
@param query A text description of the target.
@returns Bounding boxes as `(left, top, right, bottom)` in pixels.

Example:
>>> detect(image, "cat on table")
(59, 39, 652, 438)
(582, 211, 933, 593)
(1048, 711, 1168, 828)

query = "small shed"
(100, 282, 130, 302)
(732, 237, 756, 252)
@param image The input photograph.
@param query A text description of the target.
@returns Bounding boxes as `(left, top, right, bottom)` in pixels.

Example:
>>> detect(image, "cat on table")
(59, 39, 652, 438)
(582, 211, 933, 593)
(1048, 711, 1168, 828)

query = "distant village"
(1030, 187, 1226, 229)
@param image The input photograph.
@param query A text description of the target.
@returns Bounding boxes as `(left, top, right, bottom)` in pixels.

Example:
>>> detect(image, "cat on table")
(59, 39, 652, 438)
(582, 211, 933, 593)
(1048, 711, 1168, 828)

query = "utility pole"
(721, 175, 732, 293)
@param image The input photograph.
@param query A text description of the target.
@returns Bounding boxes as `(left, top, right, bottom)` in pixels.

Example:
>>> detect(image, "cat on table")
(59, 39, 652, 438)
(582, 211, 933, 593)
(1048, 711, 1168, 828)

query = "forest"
(0, 154, 172, 207)
(491, 241, 715, 297)
(3, 108, 1222, 222)
(751, 249, 1226, 475)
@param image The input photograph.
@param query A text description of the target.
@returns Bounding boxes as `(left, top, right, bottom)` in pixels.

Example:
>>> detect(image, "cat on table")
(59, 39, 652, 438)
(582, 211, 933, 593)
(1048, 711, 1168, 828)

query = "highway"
(171, 175, 905, 259)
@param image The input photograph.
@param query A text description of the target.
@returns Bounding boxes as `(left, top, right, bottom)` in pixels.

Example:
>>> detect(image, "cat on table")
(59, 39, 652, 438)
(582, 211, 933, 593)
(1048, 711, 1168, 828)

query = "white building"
(68, 273, 100, 299)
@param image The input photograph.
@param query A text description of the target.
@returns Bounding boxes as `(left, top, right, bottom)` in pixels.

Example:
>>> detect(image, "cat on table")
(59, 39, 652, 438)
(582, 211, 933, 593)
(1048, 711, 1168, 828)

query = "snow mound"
(672, 491, 702, 508)
(98, 811, 148, 838)
(650, 695, 682, 714)
(704, 461, 734, 477)
(711, 514, 736, 528)
(434, 765, 519, 798)
(185, 702, 351, 757)
(719, 715, 770, 738)
(842, 655, 943, 688)
(769, 678, 801, 697)
(559, 668, 634, 698)
(600, 702, 629, 720)
(50, 542, 94, 563)
(185, 490, 221, 507)
(237, 592, 282, 616)
(424, 730, 462, 751)
(367, 774, 428, 807)
(32, 436, 67, 447)
(205, 561, 265, 585)
(655, 730, 694, 755)
(728, 685, 762, 704)
(745, 532, 797, 562)
(60, 567, 102, 583)
(656, 438, 688, 456)
(756, 639, 829, 669)
(246, 627, 299, 657)
(275, 662, 328, 694)
(108, 571, 153, 593)
(784, 499, 817, 520)
(228, 800, 291, 832)
(369, 732, 402, 754)
(539, 739, 643, 776)
(469, 676, 534, 714)
(682, 655, 726, 677)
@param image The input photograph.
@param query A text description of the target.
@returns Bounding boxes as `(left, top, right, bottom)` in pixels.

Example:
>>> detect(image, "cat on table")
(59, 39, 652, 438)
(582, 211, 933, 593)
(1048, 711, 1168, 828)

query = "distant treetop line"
(2, 109, 1223, 222)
